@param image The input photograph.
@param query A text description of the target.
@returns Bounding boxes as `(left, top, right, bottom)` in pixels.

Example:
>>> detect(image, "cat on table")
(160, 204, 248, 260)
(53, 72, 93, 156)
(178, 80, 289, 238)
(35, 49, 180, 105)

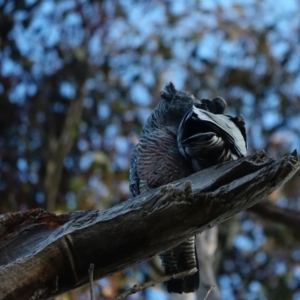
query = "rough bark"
(0, 151, 298, 300)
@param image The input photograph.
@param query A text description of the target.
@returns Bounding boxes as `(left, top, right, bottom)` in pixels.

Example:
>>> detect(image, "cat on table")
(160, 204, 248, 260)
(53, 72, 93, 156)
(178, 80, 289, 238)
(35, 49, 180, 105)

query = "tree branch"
(114, 268, 197, 300)
(196, 229, 220, 300)
(248, 201, 300, 228)
(44, 80, 86, 212)
(203, 286, 215, 300)
(0, 151, 298, 300)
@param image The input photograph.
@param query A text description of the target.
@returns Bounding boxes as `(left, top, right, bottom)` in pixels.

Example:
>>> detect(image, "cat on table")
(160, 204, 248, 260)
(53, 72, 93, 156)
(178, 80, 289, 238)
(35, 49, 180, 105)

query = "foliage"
(1, 0, 300, 299)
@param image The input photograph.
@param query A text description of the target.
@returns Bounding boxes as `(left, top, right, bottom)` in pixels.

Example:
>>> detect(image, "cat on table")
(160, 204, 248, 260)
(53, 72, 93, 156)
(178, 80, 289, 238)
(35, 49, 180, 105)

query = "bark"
(0, 151, 298, 300)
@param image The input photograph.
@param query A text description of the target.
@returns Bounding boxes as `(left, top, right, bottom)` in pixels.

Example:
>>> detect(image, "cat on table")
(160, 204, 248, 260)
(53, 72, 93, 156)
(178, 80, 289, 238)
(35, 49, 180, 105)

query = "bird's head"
(160, 83, 227, 125)
(160, 82, 203, 123)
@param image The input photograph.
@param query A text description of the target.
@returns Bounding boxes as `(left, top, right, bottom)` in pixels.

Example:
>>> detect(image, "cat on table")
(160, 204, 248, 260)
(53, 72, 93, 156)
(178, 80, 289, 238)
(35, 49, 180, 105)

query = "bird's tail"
(160, 237, 199, 294)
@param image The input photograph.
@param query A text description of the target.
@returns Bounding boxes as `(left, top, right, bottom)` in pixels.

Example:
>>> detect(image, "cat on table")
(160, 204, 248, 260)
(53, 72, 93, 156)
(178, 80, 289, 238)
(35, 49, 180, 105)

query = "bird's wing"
(191, 106, 247, 156)
(177, 106, 247, 171)
(137, 129, 193, 192)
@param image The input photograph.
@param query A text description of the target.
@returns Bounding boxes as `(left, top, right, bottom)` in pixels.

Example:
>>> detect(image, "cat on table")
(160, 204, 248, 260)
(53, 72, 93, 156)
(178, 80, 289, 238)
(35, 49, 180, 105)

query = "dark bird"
(129, 82, 247, 294)
(177, 105, 247, 171)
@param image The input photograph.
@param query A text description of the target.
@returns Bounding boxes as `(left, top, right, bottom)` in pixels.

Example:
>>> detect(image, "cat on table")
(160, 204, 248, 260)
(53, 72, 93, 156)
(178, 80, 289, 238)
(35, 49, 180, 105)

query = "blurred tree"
(1, 0, 300, 299)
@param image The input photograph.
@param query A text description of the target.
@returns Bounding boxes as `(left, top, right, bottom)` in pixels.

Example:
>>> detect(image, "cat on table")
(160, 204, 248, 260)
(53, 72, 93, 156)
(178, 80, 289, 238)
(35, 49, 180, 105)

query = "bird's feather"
(178, 105, 247, 170)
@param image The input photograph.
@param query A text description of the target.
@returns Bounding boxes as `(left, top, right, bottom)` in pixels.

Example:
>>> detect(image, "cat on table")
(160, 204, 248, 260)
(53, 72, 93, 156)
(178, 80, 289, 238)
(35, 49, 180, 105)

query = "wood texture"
(0, 151, 298, 300)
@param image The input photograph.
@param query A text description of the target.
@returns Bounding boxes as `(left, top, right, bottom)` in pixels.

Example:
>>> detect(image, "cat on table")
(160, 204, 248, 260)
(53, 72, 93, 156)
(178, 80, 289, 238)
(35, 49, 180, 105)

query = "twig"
(88, 264, 94, 300)
(203, 285, 214, 300)
(114, 267, 198, 300)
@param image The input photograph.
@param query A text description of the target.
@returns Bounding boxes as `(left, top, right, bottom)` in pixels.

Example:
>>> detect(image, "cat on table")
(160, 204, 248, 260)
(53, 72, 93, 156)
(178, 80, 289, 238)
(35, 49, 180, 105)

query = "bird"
(129, 82, 247, 293)
(177, 105, 247, 171)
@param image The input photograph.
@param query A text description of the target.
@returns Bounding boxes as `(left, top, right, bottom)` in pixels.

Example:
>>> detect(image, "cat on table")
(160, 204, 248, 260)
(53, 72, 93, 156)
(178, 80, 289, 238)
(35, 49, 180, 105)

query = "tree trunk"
(196, 228, 221, 300)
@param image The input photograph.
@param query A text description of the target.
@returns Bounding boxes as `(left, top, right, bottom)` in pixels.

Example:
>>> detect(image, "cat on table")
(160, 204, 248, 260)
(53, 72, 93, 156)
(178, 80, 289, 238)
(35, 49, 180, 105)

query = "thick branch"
(248, 201, 300, 228)
(0, 151, 298, 300)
